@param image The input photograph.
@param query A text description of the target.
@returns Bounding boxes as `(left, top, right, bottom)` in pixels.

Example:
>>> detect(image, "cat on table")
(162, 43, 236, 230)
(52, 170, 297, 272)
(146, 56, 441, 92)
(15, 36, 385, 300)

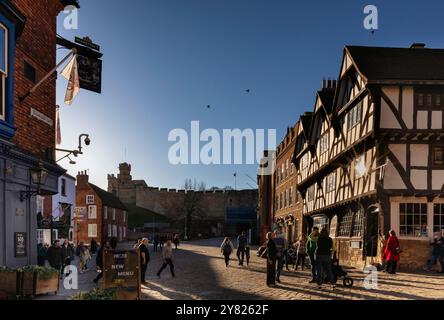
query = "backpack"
(222, 242, 232, 255)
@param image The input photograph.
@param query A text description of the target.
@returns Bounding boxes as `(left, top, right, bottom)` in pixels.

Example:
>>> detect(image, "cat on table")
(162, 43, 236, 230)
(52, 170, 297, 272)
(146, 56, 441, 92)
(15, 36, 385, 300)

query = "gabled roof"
(346, 45, 444, 81)
(89, 183, 127, 210)
(317, 88, 336, 114)
(300, 112, 313, 136)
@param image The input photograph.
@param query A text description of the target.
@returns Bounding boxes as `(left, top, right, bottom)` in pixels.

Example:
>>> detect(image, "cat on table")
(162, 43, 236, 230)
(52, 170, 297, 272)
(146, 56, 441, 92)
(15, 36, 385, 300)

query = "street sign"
(103, 249, 141, 300)
(75, 36, 100, 52)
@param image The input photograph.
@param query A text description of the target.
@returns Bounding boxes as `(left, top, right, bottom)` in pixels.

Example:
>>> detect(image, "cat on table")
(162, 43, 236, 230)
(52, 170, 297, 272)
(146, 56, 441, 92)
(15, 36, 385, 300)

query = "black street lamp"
(20, 160, 49, 202)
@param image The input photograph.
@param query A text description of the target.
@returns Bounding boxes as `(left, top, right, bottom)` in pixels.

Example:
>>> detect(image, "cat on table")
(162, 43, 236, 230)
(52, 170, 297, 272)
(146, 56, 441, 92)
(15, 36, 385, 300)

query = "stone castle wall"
(107, 163, 258, 222)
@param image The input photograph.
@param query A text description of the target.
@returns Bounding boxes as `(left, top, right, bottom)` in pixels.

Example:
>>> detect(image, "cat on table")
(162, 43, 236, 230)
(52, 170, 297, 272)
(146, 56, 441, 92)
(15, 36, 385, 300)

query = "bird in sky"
(245, 89, 250, 93)
(207, 105, 211, 109)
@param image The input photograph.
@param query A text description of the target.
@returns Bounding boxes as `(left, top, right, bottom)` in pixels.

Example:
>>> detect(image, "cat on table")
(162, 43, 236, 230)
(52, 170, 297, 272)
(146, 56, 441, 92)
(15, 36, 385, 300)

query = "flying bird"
(207, 105, 211, 109)
(245, 89, 250, 93)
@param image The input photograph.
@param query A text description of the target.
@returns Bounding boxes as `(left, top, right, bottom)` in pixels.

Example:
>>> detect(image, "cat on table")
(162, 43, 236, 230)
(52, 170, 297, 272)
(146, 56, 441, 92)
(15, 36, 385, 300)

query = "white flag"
(55, 106, 61, 145)
(61, 54, 80, 105)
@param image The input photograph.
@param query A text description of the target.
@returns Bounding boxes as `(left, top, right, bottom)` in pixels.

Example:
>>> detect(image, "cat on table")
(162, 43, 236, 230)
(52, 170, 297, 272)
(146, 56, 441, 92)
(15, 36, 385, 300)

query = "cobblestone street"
(142, 238, 444, 300)
(38, 238, 444, 300)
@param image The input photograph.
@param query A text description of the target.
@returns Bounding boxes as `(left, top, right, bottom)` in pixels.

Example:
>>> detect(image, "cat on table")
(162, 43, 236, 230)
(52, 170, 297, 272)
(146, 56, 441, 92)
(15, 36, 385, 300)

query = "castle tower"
(107, 163, 137, 205)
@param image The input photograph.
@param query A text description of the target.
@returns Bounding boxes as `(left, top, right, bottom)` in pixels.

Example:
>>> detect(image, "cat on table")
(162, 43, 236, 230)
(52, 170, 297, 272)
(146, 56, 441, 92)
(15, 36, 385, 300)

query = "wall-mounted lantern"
(20, 160, 48, 202)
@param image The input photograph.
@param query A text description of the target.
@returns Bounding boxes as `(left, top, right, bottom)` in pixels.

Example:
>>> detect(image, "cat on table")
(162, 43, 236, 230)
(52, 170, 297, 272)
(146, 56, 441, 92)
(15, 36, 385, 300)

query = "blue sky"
(55, 0, 444, 190)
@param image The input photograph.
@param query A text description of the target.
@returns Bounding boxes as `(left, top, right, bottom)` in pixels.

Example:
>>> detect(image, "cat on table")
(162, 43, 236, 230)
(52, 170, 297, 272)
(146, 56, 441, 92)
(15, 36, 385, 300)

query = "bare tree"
(183, 178, 206, 239)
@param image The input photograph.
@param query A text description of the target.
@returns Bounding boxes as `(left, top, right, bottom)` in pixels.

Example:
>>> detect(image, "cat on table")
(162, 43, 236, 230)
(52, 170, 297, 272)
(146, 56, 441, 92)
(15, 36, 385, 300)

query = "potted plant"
(0, 266, 19, 299)
(19, 265, 59, 297)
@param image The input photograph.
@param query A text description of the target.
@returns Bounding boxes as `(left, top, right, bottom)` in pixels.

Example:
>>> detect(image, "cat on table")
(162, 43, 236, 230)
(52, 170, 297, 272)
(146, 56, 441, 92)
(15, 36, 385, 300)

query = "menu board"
(103, 249, 141, 300)
(14, 232, 27, 258)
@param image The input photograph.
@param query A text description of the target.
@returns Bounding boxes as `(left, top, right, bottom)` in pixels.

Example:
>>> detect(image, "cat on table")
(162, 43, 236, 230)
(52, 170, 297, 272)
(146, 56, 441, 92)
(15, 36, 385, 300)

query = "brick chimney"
(76, 170, 89, 188)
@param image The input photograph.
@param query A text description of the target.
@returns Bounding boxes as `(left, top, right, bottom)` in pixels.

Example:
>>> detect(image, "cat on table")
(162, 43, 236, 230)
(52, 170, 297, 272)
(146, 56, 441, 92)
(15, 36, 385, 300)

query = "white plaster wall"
(402, 87, 414, 129)
(411, 169, 427, 190)
(410, 144, 428, 167)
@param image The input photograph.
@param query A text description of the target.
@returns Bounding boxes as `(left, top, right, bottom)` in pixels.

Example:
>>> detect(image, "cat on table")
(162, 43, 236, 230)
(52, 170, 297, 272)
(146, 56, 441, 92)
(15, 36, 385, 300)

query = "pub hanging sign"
(76, 55, 102, 94)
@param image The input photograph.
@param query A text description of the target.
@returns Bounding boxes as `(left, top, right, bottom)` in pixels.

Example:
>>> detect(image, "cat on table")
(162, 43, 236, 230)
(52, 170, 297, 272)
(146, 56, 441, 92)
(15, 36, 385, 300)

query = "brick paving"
(39, 238, 444, 300)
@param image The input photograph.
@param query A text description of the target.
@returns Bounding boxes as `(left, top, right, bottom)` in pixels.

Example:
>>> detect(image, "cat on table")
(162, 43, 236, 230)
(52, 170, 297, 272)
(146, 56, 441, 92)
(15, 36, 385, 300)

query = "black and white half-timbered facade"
(293, 44, 444, 270)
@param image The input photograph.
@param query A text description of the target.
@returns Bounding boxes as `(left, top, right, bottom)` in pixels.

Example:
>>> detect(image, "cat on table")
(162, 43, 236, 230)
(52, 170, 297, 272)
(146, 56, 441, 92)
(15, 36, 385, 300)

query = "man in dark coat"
(139, 238, 150, 284)
(46, 240, 63, 273)
(93, 241, 110, 284)
(236, 232, 248, 266)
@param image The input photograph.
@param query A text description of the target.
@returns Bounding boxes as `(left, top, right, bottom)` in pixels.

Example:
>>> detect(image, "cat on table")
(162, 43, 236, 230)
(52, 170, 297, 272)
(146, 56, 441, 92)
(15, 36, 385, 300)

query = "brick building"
(75, 171, 128, 245)
(273, 123, 304, 244)
(0, 0, 79, 267)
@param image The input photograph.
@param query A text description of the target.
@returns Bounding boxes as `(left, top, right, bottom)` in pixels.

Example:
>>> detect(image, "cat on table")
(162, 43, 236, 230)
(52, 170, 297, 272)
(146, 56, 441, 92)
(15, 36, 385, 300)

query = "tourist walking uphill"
(307, 227, 319, 283)
(157, 240, 176, 278)
(47, 240, 63, 274)
(220, 237, 235, 267)
(274, 231, 287, 283)
(315, 229, 336, 289)
(266, 232, 277, 287)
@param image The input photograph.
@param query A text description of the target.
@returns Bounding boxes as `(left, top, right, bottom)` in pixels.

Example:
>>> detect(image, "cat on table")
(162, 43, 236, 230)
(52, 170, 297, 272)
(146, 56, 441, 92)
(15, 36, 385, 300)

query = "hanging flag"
(61, 54, 80, 105)
(55, 106, 62, 145)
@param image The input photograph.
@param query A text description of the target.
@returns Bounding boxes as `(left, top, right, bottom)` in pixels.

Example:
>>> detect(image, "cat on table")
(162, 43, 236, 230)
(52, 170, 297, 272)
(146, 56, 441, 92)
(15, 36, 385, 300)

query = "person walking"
(385, 230, 401, 274)
(173, 234, 180, 249)
(295, 234, 308, 271)
(424, 232, 441, 271)
(315, 228, 336, 289)
(153, 235, 159, 252)
(157, 239, 176, 278)
(266, 232, 277, 287)
(60, 240, 70, 279)
(236, 231, 248, 266)
(220, 237, 234, 267)
(274, 231, 287, 283)
(93, 240, 110, 284)
(139, 238, 150, 284)
(46, 240, 63, 274)
(37, 243, 46, 266)
(307, 227, 319, 283)
(90, 238, 98, 254)
(436, 232, 444, 274)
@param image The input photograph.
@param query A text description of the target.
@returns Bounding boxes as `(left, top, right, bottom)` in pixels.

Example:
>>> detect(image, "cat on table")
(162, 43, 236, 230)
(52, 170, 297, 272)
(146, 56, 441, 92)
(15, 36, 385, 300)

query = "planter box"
(20, 271, 59, 297)
(0, 271, 19, 299)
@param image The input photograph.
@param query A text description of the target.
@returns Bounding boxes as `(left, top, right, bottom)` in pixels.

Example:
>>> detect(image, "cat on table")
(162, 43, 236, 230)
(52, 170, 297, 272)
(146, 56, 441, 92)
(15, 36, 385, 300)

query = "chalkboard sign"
(14, 232, 27, 257)
(76, 55, 102, 94)
(103, 249, 141, 300)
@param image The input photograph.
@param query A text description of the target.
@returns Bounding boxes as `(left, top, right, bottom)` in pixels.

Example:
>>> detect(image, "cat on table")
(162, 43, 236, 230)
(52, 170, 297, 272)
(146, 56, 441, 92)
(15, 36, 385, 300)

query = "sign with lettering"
(73, 207, 86, 219)
(75, 36, 101, 52)
(14, 232, 27, 258)
(30, 108, 53, 127)
(103, 249, 140, 300)
(76, 55, 102, 94)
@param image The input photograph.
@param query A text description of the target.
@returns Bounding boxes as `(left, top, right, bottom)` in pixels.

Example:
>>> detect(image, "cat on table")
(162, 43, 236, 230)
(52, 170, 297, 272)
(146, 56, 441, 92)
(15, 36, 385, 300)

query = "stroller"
(324, 259, 354, 288)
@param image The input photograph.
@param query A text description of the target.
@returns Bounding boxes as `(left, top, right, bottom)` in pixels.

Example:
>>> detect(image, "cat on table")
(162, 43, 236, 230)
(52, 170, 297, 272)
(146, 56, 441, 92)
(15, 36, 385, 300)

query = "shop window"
(352, 207, 364, 237)
(103, 206, 108, 219)
(61, 178, 66, 197)
(330, 215, 338, 238)
(313, 215, 329, 232)
(399, 203, 428, 237)
(307, 184, 315, 202)
(338, 210, 354, 237)
(433, 204, 444, 233)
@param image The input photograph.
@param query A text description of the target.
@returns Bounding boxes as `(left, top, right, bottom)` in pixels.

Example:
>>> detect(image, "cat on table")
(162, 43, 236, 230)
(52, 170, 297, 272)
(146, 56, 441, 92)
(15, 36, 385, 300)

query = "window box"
(0, 269, 19, 299)
(19, 266, 59, 297)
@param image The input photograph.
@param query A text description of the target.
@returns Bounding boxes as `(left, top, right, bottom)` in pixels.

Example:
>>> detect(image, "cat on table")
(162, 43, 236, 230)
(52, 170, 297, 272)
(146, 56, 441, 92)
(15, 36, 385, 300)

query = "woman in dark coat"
(385, 230, 401, 274)
(266, 232, 277, 287)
